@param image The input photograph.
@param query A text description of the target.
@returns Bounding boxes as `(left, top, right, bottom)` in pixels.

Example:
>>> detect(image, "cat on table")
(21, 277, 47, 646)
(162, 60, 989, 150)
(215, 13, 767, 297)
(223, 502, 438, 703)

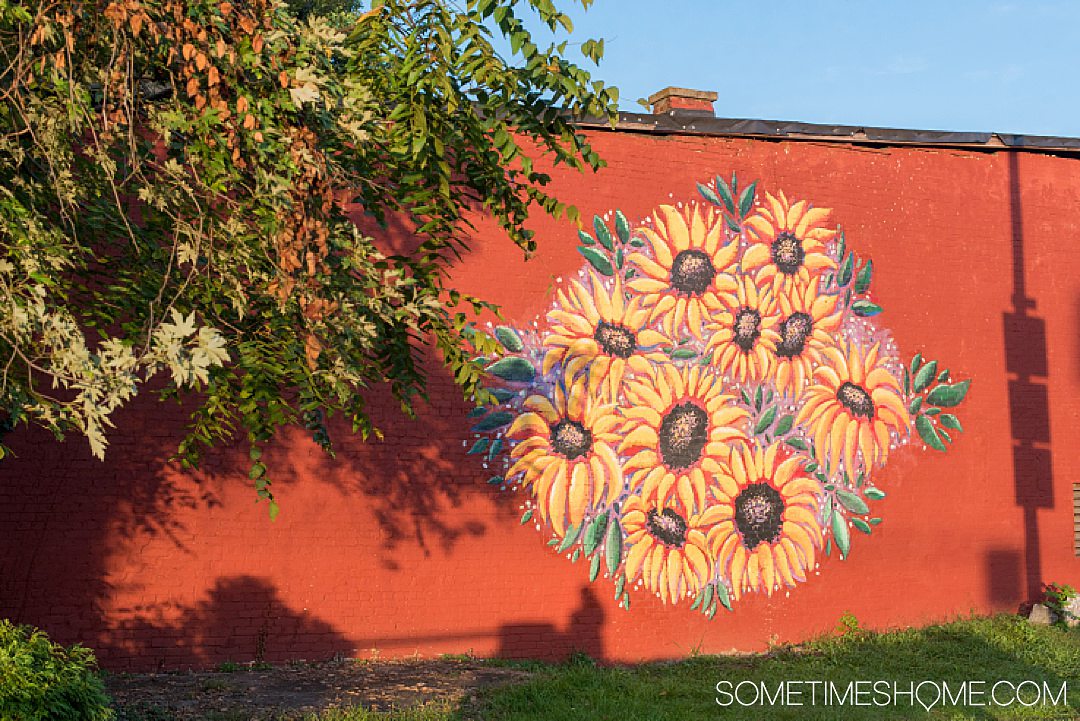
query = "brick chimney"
(648, 87, 717, 117)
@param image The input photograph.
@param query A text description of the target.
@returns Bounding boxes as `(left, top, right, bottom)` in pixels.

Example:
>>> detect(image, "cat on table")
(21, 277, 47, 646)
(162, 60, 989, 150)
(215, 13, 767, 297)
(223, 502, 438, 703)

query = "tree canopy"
(0, 0, 617, 514)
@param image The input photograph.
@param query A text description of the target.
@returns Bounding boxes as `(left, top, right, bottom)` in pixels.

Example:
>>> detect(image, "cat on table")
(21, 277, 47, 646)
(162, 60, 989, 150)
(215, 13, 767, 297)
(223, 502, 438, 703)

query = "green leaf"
(837, 253, 854, 287)
(697, 182, 722, 208)
(487, 438, 504, 461)
(864, 487, 886, 500)
(715, 581, 732, 611)
(467, 438, 489, 455)
(697, 584, 713, 613)
(494, 326, 524, 352)
(852, 518, 872, 535)
(836, 490, 869, 515)
(754, 385, 763, 410)
(578, 246, 614, 276)
(521, 509, 533, 524)
(786, 437, 809, 451)
(909, 396, 923, 414)
(589, 551, 601, 581)
(594, 216, 614, 250)
(614, 210, 631, 244)
(572, 548, 581, 563)
(491, 388, 517, 403)
(939, 413, 963, 431)
(715, 175, 736, 214)
(916, 414, 946, 451)
(605, 519, 622, 576)
(471, 411, 514, 432)
(836, 230, 846, 260)
(737, 181, 757, 218)
(912, 360, 938, 393)
(831, 512, 850, 560)
(583, 512, 609, 556)
(775, 415, 794, 436)
(468, 406, 488, 418)
(910, 352, 924, 377)
(854, 259, 873, 293)
(851, 300, 883, 317)
(578, 229, 595, 245)
(615, 573, 625, 600)
(486, 357, 536, 383)
(725, 215, 742, 234)
(557, 522, 582, 553)
(670, 348, 697, 360)
(926, 380, 971, 408)
(487, 475, 504, 485)
(754, 405, 777, 435)
(268, 501, 280, 522)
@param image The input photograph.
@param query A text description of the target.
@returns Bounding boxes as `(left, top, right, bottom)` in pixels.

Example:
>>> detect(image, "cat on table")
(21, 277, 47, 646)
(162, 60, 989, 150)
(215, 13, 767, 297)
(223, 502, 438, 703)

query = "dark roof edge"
(573, 110, 1080, 155)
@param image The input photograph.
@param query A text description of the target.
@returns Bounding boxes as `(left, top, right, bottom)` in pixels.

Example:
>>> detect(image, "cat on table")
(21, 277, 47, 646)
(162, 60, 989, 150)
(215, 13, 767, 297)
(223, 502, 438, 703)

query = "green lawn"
(308, 615, 1079, 721)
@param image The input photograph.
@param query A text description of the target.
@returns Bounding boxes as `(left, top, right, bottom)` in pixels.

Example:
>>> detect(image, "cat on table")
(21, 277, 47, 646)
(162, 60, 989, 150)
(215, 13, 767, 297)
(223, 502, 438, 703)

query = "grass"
(345, 615, 1077, 721)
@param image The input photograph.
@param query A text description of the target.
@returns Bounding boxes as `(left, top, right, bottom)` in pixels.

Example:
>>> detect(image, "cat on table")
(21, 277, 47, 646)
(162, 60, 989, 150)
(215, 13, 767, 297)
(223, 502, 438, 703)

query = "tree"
(0, 0, 617, 514)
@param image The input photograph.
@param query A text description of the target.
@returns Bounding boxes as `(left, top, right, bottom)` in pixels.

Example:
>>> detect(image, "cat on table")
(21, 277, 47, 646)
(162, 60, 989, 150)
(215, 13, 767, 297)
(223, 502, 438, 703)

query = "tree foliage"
(0, 0, 617, 513)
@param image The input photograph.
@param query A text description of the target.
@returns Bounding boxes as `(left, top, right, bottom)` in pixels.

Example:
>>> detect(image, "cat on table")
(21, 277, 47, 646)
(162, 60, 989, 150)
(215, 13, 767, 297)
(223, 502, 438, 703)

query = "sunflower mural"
(463, 174, 971, 618)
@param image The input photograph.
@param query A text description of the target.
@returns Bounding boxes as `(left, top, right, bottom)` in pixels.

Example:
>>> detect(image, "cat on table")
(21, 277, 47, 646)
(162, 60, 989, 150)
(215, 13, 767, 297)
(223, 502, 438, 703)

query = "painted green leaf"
(583, 512, 609, 556)
(836, 490, 869, 515)
(854, 259, 873, 293)
(589, 551, 601, 581)
(467, 406, 488, 418)
(939, 413, 963, 431)
(698, 584, 714, 613)
(577, 229, 595, 245)
(912, 360, 938, 393)
(737, 181, 757, 218)
(605, 519, 622, 576)
(754, 385, 763, 410)
(775, 415, 794, 436)
(910, 352, 923, 377)
(926, 380, 971, 408)
(836, 230, 846, 260)
(831, 512, 851, 559)
(852, 518, 872, 535)
(716, 582, 732, 611)
(614, 210, 631, 244)
(938, 369, 950, 383)
(715, 175, 737, 214)
(939, 428, 952, 443)
(521, 509, 533, 524)
(740, 389, 751, 406)
(557, 522, 582, 553)
(571, 548, 581, 563)
(786, 437, 809, 451)
(487, 475, 503, 485)
(486, 357, 536, 383)
(471, 411, 514, 432)
(467, 438, 489, 455)
(903, 367, 911, 396)
(725, 215, 742, 234)
(909, 396, 923, 414)
(754, 405, 777, 435)
(614, 573, 625, 600)
(707, 599, 718, 619)
(671, 348, 697, 360)
(594, 216, 614, 250)
(864, 487, 886, 500)
(870, 517, 883, 526)
(697, 182, 722, 208)
(916, 413, 947, 451)
(487, 438, 503, 461)
(494, 326, 524, 352)
(837, 253, 854, 286)
(491, 388, 516, 403)
(578, 246, 614, 276)
(852, 300, 883, 317)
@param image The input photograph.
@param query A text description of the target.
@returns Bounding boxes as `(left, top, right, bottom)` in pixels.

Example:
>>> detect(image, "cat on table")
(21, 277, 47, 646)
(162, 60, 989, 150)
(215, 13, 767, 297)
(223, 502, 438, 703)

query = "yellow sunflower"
(773, 278, 845, 399)
(506, 373, 623, 536)
(742, 190, 837, 295)
(542, 272, 672, 397)
(620, 364, 749, 514)
(795, 340, 910, 476)
(708, 443, 824, 599)
(621, 491, 727, 605)
(703, 271, 781, 385)
(627, 203, 738, 339)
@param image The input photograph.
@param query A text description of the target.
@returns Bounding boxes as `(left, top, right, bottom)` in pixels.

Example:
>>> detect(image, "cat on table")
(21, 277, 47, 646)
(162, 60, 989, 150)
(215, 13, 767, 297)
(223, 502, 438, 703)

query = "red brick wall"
(2, 127, 1078, 670)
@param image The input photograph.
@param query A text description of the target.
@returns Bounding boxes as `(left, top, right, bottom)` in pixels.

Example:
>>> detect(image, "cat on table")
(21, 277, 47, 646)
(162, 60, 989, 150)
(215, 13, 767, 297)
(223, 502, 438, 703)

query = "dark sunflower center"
(733, 308, 762, 352)
(646, 507, 688, 548)
(836, 382, 874, 419)
(669, 249, 716, 296)
(771, 232, 805, 275)
(734, 482, 785, 550)
(550, 420, 593, 460)
(593, 321, 636, 359)
(658, 401, 708, 469)
(776, 311, 813, 358)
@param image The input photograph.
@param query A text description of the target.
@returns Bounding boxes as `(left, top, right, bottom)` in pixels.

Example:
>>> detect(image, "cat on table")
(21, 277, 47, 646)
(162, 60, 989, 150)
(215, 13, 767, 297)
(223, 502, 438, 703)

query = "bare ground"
(105, 657, 532, 720)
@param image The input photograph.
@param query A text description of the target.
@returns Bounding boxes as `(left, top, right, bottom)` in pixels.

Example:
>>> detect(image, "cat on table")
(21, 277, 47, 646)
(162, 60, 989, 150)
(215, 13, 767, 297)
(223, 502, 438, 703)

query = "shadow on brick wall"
(101, 575, 354, 670)
(496, 586, 605, 662)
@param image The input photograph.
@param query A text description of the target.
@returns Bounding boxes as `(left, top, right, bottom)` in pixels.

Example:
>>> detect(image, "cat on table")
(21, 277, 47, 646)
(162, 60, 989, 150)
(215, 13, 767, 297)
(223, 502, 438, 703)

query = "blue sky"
(504, 0, 1080, 137)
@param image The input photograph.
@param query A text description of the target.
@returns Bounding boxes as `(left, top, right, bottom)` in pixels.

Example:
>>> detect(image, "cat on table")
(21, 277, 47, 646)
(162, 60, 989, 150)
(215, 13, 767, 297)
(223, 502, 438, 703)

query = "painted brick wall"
(2, 126, 1078, 670)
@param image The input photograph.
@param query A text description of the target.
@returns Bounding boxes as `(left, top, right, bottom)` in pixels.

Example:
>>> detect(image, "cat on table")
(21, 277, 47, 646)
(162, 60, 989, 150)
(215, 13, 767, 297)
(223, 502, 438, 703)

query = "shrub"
(0, 619, 113, 721)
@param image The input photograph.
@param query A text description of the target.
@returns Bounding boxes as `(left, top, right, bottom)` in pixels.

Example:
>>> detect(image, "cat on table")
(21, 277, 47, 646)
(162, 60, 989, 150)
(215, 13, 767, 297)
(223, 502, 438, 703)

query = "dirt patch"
(105, 657, 532, 720)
